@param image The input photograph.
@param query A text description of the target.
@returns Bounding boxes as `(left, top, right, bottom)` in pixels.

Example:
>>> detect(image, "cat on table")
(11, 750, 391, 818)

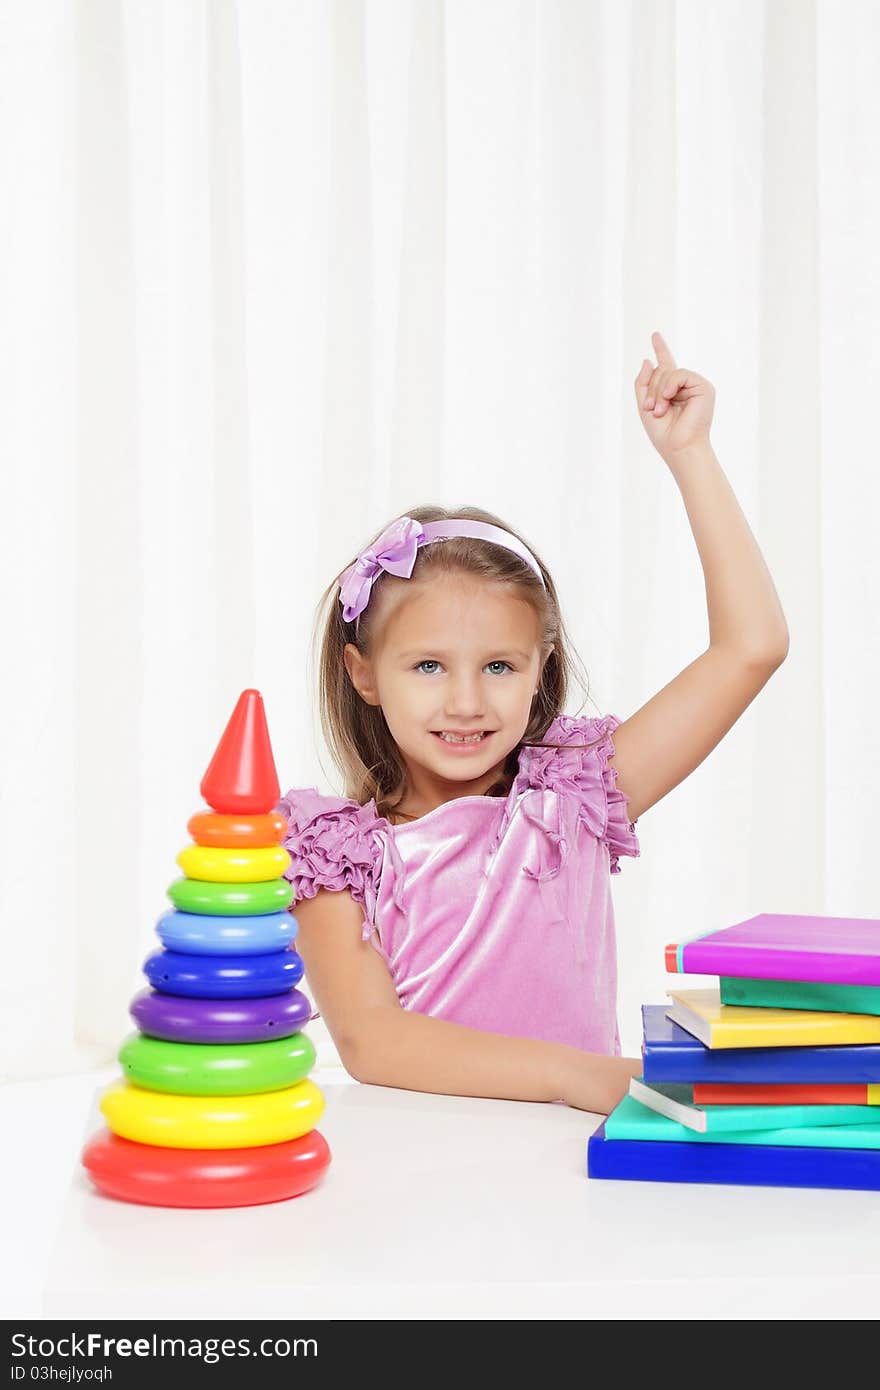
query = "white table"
(28, 1066, 880, 1319)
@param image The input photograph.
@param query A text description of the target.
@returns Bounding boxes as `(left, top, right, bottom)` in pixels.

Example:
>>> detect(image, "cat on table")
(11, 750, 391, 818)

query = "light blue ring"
(155, 909, 298, 955)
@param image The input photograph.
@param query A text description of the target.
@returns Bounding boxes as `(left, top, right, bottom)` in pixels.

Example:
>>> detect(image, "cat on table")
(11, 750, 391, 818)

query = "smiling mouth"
(431, 731, 493, 744)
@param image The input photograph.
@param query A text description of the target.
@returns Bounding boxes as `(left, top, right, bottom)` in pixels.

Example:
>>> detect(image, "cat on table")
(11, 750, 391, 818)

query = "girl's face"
(344, 574, 552, 808)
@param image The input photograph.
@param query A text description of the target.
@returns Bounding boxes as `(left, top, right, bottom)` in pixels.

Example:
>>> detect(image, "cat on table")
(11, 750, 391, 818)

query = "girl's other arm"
(610, 337, 790, 825)
(608, 443, 789, 824)
(291, 888, 639, 1116)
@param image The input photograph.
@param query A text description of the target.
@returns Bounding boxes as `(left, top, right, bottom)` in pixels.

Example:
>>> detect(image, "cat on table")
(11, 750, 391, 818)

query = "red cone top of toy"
(200, 689, 281, 815)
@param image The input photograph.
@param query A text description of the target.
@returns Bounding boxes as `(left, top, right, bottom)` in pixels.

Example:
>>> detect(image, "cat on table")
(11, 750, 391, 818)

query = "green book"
(719, 975, 880, 1015)
(607, 1093, 880, 1147)
(629, 1078, 880, 1134)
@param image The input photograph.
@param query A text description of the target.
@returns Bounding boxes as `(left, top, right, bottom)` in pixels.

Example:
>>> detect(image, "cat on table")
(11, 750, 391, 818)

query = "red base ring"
(82, 1127, 331, 1208)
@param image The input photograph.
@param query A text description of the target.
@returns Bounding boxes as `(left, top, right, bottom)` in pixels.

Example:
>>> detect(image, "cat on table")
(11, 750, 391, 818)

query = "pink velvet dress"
(275, 713, 640, 1055)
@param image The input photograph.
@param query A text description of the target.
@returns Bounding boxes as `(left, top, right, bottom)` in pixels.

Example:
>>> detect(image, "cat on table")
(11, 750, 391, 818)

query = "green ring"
(118, 1031, 317, 1095)
(166, 876, 294, 916)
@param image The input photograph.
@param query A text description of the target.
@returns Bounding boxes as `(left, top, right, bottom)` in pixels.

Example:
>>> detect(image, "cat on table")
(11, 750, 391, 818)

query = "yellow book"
(665, 988, 880, 1049)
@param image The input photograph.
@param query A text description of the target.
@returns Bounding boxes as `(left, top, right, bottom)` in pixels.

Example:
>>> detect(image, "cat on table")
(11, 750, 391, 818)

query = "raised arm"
(291, 888, 640, 1115)
(608, 335, 790, 824)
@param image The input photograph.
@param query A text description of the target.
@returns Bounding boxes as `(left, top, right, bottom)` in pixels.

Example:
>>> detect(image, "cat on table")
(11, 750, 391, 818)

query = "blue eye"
(415, 660, 512, 675)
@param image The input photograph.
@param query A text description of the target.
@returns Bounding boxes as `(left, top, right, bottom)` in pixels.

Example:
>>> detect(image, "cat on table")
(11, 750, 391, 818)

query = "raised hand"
(634, 331, 715, 461)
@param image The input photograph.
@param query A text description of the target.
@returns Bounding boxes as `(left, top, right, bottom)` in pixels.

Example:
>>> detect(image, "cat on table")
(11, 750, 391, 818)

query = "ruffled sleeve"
(274, 787, 389, 941)
(514, 713, 641, 873)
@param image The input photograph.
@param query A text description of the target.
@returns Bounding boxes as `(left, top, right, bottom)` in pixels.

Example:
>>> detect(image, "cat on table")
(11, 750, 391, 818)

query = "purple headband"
(339, 516, 545, 630)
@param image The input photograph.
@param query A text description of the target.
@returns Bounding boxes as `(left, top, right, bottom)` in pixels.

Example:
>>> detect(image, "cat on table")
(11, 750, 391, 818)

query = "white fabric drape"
(2, 0, 878, 1082)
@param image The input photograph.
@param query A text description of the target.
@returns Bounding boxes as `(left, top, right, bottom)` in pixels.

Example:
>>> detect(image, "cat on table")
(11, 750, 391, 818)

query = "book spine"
(641, 1042, 880, 1083)
(587, 1126, 880, 1190)
(692, 1082, 877, 1105)
(606, 1113, 880, 1147)
(720, 977, 880, 1015)
(707, 1020, 880, 1048)
(678, 942, 880, 986)
(666, 1005, 880, 1050)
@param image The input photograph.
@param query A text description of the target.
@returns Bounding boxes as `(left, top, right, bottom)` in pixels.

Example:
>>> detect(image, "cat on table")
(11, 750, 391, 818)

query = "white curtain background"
(2, 0, 878, 1084)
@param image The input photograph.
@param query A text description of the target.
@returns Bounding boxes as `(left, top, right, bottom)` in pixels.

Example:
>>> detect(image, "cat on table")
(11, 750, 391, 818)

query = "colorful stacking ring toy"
(155, 908, 297, 955)
(176, 844, 291, 883)
(143, 947, 303, 998)
(100, 1077, 325, 1148)
(82, 1128, 331, 1207)
(129, 986, 312, 1044)
(80, 690, 331, 1210)
(119, 1030, 317, 1095)
(187, 811, 288, 848)
(167, 877, 294, 916)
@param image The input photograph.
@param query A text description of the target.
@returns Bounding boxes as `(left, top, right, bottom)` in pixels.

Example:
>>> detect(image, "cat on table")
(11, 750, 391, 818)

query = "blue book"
(587, 1120, 880, 1190)
(641, 1004, 880, 1083)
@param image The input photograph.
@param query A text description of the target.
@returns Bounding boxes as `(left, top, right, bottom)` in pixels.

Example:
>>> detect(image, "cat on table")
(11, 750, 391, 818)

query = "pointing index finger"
(652, 330, 676, 369)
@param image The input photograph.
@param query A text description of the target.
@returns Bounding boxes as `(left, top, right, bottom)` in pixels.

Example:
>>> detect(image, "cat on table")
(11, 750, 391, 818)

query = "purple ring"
(129, 986, 313, 1043)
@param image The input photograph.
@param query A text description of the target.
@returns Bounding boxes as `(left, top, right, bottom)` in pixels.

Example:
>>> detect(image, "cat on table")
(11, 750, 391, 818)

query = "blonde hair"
(310, 504, 606, 823)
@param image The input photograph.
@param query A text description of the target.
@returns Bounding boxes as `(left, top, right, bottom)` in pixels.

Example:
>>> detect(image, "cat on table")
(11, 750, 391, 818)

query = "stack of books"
(588, 913, 880, 1190)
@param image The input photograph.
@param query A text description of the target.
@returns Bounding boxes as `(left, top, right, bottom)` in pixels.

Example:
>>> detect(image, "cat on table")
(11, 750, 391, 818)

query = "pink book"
(665, 913, 880, 986)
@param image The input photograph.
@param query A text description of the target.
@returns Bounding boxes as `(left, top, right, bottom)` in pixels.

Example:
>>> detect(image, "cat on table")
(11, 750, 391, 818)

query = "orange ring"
(187, 811, 288, 848)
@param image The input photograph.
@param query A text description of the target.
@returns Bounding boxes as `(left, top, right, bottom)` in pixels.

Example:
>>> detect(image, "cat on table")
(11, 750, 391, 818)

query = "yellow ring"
(100, 1077, 324, 1148)
(175, 844, 292, 883)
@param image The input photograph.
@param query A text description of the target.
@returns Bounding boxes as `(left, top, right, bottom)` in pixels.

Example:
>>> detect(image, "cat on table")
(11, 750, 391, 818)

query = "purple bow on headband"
(339, 515, 546, 626)
(338, 516, 426, 624)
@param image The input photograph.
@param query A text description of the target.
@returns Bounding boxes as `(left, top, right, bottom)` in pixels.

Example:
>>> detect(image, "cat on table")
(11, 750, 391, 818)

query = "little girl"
(277, 332, 789, 1116)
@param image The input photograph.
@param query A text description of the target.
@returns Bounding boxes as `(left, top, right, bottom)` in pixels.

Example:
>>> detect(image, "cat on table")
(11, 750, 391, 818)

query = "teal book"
(720, 976, 880, 1015)
(606, 1093, 880, 1147)
(629, 1077, 880, 1135)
